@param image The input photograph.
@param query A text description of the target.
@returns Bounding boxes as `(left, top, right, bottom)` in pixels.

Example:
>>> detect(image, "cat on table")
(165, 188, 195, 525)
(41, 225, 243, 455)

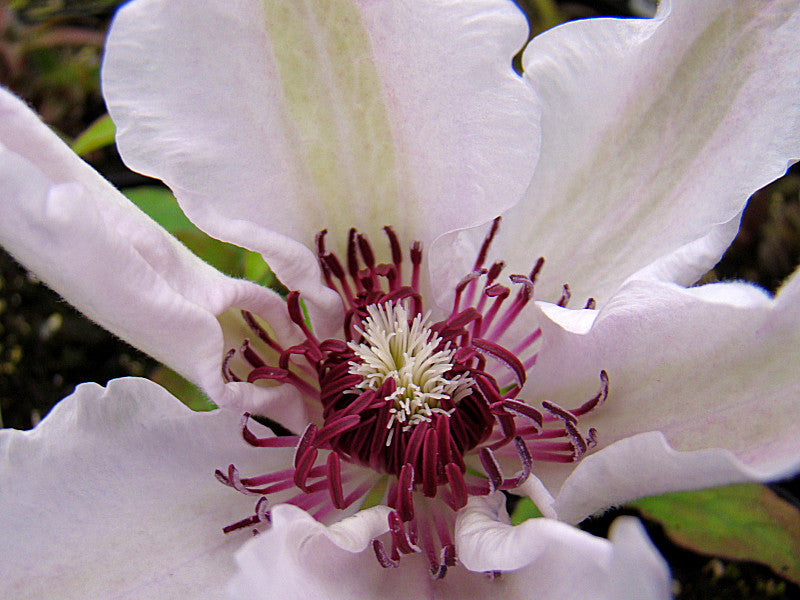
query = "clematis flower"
(0, 377, 669, 599)
(0, 0, 799, 597)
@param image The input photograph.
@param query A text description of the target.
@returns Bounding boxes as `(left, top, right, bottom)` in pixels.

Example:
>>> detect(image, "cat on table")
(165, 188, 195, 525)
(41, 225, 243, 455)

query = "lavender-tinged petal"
(0, 89, 310, 428)
(550, 431, 764, 525)
(454, 493, 670, 600)
(527, 272, 800, 520)
(0, 378, 291, 600)
(510, 0, 800, 304)
(434, 0, 800, 306)
(102, 0, 539, 331)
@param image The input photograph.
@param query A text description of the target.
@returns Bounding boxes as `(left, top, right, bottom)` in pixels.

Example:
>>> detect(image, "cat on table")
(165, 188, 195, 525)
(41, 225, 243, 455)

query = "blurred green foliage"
(633, 484, 800, 585)
(71, 112, 114, 155)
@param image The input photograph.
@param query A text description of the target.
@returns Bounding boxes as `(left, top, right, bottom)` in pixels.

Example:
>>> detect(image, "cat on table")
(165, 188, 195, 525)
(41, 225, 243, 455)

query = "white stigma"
(348, 302, 474, 438)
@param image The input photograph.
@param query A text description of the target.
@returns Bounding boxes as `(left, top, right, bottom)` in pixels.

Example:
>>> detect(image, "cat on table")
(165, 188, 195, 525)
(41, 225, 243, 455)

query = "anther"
(529, 256, 545, 282)
(222, 515, 260, 533)
(223, 464, 260, 496)
(316, 229, 334, 285)
(472, 339, 526, 388)
(246, 365, 289, 384)
(326, 452, 346, 509)
(313, 414, 361, 446)
(346, 229, 363, 292)
(572, 370, 609, 417)
(240, 339, 266, 368)
(445, 463, 468, 510)
(316, 229, 328, 256)
(389, 511, 419, 554)
(322, 252, 346, 279)
(436, 415, 452, 464)
(541, 401, 578, 424)
(442, 544, 456, 567)
(241, 413, 300, 448)
(557, 284, 571, 308)
(241, 310, 284, 354)
(500, 399, 543, 428)
(410, 241, 423, 291)
(474, 217, 501, 270)
(422, 429, 439, 498)
(384, 226, 403, 268)
(221, 348, 241, 382)
(587, 427, 599, 448)
(396, 463, 415, 522)
(480, 284, 511, 333)
(509, 274, 534, 301)
(293, 446, 318, 492)
(479, 447, 503, 490)
(510, 436, 532, 486)
(373, 539, 399, 568)
(564, 420, 588, 459)
(453, 271, 482, 314)
(286, 291, 319, 347)
(294, 424, 318, 467)
(486, 261, 504, 284)
(357, 234, 376, 268)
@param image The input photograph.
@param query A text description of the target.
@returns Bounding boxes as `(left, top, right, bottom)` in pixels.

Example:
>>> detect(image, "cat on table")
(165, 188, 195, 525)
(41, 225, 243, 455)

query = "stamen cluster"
(217, 219, 607, 578)
(348, 303, 472, 434)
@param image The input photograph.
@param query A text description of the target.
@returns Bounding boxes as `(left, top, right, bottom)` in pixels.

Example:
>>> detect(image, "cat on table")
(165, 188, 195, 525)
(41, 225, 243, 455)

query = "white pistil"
(348, 303, 473, 441)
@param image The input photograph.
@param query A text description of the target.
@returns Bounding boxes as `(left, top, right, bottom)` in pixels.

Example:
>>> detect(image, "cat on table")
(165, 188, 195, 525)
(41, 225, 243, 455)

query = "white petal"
(606, 517, 673, 600)
(230, 495, 669, 600)
(0, 378, 291, 600)
(101, 0, 539, 322)
(228, 503, 434, 600)
(550, 431, 762, 524)
(630, 213, 743, 288)
(487, 0, 800, 305)
(0, 89, 309, 428)
(526, 272, 800, 520)
(455, 494, 671, 600)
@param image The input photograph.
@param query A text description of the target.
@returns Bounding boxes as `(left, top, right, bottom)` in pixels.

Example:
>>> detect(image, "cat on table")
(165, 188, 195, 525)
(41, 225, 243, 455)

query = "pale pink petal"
(606, 517, 673, 600)
(460, 0, 800, 306)
(454, 494, 671, 600)
(228, 503, 434, 600)
(101, 0, 539, 326)
(0, 89, 310, 428)
(631, 214, 743, 288)
(229, 493, 669, 599)
(524, 272, 800, 521)
(550, 432, 764, 524)
(0, 378, 291, 600)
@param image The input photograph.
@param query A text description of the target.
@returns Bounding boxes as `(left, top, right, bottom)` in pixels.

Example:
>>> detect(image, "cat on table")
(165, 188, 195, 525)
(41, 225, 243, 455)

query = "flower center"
(348, 303, 472, 433)
(217, 219, 608, 578)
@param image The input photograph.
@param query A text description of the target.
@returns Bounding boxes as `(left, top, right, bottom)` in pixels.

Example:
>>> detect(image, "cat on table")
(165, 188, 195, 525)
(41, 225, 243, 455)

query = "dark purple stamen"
(218, 219, 608, 578)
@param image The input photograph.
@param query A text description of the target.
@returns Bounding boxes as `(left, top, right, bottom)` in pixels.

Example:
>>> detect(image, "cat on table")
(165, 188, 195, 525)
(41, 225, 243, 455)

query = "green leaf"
(244, 251, 280, 288)
(122, 186, 194, 232)
(510, 496, 544, 525)
(122, 186, 247, 277)
(71, 114, 116, 156)
(631, 484, 800, 584)
(360, 477, 389, 511)
(148, 365, 215, 412)
(529, 0, 564, 34)
(177, 230, 247, 279)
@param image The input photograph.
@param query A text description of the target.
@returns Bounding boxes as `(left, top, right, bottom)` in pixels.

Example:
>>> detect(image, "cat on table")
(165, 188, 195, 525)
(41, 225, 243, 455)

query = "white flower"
(1, 0, 799, 598)
(0, 378, 669, 599)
